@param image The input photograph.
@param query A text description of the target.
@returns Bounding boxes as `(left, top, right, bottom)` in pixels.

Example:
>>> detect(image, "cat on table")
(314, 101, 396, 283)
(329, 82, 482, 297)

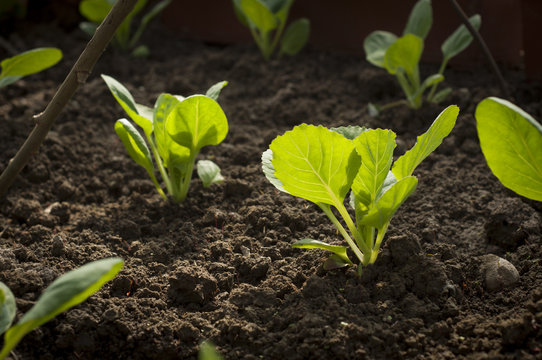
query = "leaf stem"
(174, 152, 196, 203)
(426, 59, 448, 101)
(147, 135, 173, 196)
(369, 222, 390, 264)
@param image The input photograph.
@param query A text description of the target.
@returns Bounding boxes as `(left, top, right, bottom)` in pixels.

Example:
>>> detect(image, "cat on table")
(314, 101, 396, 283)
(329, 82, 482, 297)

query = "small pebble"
(481, 254, 519, 292)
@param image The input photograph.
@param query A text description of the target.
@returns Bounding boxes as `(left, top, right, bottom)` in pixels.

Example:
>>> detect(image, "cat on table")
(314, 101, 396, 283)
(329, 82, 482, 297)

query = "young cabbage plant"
(0, 258, 123, 360)
(102, 75, 228, 203)
(233, 0, 310, 60)
(364, 0, 480, 114)
(263, 106, 459, 272)
(0, 48, 62, 89)
(475, 97, 542, 201)
(79, 0, 171, 56)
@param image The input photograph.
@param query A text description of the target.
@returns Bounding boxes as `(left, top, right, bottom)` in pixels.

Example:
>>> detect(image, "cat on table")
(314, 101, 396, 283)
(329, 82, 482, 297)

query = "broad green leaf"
(475, 97, 542, 201)
(384, 34, 423, 78)
(330, 126, 368, 140)
(269, 124, 360, 206)
(403, 0, 432, 39)
(115, 119, 155, 175)
(197, 160, 224, 187)
(153, 94, 189, 168)
(79, 0, 111, 23)
(442, 14, 481, 61)
(240, 0, 278, 32)
(363, 31, 398, 68)
(102, 74, 153, 136)
(323, 254, 352, 270)
(0, 282, 16, 335)
(0, 258, 123, 360)
(205, 81, 228, 101)
(431, 87, 452, 104)
(280, 18, 310, 56)
(166, 95, 228, 151)
(352, 129, 397, 209)
(199, 341, 224, 360)
(0, 48, 62, 79)
(392, 105, 458, 179)
(292, 238, 352, 265)
(261, 149, 288, 193)
(360, 176, 418, 228)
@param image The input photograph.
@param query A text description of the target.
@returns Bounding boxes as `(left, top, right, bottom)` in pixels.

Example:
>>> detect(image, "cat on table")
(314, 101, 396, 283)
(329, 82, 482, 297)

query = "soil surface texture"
(1, 20, 541, 360)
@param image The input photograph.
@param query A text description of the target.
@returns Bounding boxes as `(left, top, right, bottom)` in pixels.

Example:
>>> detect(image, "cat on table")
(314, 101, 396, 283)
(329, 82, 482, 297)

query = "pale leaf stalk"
(271, 17, 288, 58)
(426, 58, 448, 101)
(174, 152, 197, 203)
(147, 135, 173, 196)
(369, 222, 390, 264)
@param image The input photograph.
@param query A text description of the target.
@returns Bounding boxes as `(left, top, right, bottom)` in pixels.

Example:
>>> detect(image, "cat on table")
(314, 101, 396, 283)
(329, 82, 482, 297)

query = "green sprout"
(475, 97, 542, 201)
(102, 75, 228, 203)
(263, 106, 458, 272)
(0, 258, 123, 360)
(79, 0, 171, 57)
(0, 48, 62, 89)
(364, 0, 480, 114)
(233, 0, 310, 60)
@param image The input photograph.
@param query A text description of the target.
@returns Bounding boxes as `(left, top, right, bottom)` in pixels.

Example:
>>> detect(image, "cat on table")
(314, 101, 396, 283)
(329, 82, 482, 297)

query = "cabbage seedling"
(475, 97, 542, 201)
(233, 0, 310, 60)
(102, 75, 228, 202)
(0, 258, 123, 360)
(263, 106, 458, 272)
(364, 0, 480, 113)
(79, 0, 171, 56)
(0, 48, 62, 89)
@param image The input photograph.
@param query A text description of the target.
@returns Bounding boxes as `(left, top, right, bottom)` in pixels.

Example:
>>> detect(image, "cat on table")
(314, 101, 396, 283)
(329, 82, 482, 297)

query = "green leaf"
(79, 0, 111, 23)
(430, 87, 452, 104)
(352, 129, 397, 209)
(199, 341, 223, 360)
(240, 0, 278, 32)
(233, 0, 250, 27)
(280, 18, 310, 56)
(131, 45, 150, 58)
(261, 149, 288, 193)
(79, 21, 99, 37)
(0, 48, 62, 80)
(205, 81, 228, 101)
(360, 176, 418, 228)
(323, 254, 352, 270)
(403, 0, 432, 39)
(0, 75, 22, 88)
(0, 258, 123, 360)
(411, 73, 444, 100)
(475, 97, 542, 201)
(363, 31, 398, 68)
(197, 160, 224, 187)
(262, 0, 290, 14)
(166, 95, 228, 151)
(0, 282, 16, 335)
(392, 105, 458, 179)
(139, 0, 171, 32)
(330, 126, 368, 140)
(269, 124, 360, 206)
(384, 34, 423, 79)
(292, 238, 352, 265)
(442, 14, 481, 61)
(101, 74, 154, 136)
(153, 94, 189, 168)
(115, 119, 155, 176)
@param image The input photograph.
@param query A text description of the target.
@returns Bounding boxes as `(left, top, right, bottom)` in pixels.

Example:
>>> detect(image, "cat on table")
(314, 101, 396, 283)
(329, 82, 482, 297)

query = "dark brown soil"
(1, 21, 541, 360)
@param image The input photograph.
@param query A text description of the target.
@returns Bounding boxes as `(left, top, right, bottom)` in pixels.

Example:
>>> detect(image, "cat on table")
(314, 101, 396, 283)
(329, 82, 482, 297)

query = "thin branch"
(448, 0, 510, 99)
(0, 0, 138, 199)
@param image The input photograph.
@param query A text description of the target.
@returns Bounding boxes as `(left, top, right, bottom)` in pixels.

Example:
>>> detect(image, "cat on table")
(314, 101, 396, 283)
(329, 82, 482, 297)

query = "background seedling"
(475, 97, 542, 201)
(0, 48, 62, 89)
(103, 75, 228, 202)
(263, 106, 458, 272)
(0, 258, 123, 360)
(364, 0, 479, 114)
(233, 0, 310, 60)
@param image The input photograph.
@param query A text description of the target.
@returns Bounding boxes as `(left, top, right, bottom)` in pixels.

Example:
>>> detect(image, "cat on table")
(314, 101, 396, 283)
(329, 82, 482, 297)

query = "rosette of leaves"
(102, 75, 228, 203)
(364, 0, 480, 114)
(263, 106, 459, 272)
(233, 0, 310, 60)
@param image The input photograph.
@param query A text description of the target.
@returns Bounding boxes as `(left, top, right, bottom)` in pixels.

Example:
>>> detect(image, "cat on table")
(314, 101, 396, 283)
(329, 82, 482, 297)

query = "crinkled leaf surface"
(384, 34, 423, 78)
(0, 282, 16, 335)
(442, 14, 481, 61)
(166, 95, 228, 151)
(392, 105, 458, 179)
(403, 0, 432, 39)
(475, 97, 542, 201)
(364, 31, 398, 68)
(0, 48, 62, 79)
(280, 18, 310, 56)
(270, 124, 360, 205)
(240, 0, 277, 32)
(102, 74, 153, 136)
(115, 119, 154, 175)
(197, 160, 224, 187)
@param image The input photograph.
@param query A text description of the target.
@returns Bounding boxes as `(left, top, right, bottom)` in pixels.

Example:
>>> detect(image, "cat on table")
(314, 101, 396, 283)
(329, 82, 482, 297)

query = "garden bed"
(0, 21, 541, 359)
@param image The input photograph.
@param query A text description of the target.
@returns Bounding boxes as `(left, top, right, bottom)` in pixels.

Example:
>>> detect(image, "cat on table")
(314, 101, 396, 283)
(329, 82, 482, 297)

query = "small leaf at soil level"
(475, 97, 542, 201)
(0, 282, 16, 335)
(197, 160, 224, 187)
(199, 341, 223, 360)
(292, 238, 352, 265)
(0, 258, 123, 360)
